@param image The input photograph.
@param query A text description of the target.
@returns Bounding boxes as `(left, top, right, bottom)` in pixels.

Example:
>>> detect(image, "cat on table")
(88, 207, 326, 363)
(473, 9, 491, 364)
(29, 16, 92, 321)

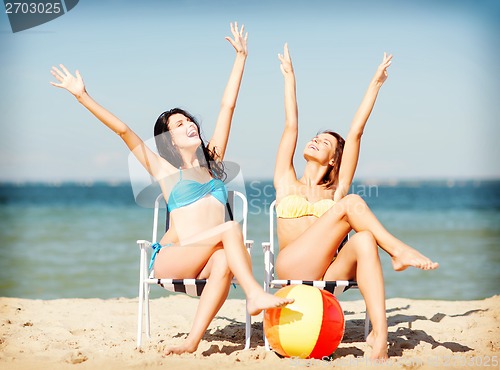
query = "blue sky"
(1, 0, 499, 182)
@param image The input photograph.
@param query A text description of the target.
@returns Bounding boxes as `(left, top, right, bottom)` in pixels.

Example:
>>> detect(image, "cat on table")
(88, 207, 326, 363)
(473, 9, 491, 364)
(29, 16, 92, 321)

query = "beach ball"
(264, 285, 345, 359)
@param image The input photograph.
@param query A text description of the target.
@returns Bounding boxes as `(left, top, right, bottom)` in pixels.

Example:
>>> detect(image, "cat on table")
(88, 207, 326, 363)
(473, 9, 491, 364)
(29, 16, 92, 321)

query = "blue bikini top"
(167, 169, 228, 212)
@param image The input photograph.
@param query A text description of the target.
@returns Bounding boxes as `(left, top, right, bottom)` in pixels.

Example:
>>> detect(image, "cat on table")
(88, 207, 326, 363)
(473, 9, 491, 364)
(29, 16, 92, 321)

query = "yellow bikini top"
(276, 194, 335, 219)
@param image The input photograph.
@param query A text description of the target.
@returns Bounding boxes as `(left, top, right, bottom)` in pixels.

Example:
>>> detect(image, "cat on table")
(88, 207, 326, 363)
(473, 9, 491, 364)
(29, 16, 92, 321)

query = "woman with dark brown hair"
(50, 23, 292, 356)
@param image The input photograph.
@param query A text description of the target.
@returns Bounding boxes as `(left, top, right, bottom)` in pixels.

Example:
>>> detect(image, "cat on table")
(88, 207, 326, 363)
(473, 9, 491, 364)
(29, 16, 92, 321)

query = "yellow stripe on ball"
(277, 285, 323, 358)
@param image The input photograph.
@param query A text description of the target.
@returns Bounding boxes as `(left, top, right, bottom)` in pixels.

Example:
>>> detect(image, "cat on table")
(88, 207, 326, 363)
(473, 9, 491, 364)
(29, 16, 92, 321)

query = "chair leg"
(137, 279, 144, 348)
(244, 309, 251, 350)
(145, 283, 151, 339)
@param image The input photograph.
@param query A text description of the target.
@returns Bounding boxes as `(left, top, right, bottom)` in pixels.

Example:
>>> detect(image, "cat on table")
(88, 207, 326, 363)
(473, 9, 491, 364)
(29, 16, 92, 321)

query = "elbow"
(117, 127, 129, 138)
(347, 130, 363, 141)
(283, 124, 298, 135)
(220, 102, 236, 112)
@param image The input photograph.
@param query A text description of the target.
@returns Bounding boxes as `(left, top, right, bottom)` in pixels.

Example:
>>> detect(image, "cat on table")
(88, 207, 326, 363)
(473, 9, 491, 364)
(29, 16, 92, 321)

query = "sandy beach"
(0, 294, 498, 370)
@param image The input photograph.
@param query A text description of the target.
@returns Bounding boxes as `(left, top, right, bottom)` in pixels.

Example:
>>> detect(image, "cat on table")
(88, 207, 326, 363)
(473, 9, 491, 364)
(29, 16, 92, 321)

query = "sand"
(1, 294, 499, 370)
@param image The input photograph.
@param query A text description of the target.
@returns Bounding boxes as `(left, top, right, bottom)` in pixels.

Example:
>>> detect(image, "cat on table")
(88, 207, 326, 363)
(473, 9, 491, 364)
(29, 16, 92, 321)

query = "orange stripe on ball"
(263, 285, 294, 357)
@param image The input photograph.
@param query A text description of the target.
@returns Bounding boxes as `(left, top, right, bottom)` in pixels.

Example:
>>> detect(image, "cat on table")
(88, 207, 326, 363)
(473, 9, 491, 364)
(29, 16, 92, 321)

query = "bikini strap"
(178, 167, 183, 180)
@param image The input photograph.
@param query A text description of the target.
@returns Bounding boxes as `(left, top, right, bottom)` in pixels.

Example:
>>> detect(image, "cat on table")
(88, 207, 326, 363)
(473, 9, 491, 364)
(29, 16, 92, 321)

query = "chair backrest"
(267, 200, 277, 281)
(150, 190, 248, 243)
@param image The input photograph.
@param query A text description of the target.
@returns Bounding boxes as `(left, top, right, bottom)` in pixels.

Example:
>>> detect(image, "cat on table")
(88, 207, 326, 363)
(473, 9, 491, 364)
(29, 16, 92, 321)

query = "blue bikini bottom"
(149, 242, 173, 270)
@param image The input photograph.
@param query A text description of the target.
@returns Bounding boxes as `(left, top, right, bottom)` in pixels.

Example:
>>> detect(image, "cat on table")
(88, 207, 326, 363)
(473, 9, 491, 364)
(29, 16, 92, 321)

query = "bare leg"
(277, 194, 438, 278)
(155, 221, 293, 313)
(332, 194, 439, 271)
(324, 231, 388, 360)
(215, 221, 294, 315)
(164, 250, 233, 355)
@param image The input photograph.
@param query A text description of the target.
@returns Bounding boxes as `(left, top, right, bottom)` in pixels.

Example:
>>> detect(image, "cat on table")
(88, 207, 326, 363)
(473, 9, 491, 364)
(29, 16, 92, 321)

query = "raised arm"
(207, 22, 248, 161)
(50, 64, 173, 179)
(334, 53, 393, 201)
(274, 43, 299, 187)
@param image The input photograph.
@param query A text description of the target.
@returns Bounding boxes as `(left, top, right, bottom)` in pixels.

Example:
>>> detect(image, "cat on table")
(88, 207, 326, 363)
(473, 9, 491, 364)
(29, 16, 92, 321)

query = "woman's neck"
(178, 148, 201, 169)
(301, 161, 329, 186)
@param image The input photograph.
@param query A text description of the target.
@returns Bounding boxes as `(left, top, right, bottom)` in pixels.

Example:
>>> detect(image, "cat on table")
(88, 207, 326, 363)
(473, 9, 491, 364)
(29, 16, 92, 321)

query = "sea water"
(0, 180, 498, 301)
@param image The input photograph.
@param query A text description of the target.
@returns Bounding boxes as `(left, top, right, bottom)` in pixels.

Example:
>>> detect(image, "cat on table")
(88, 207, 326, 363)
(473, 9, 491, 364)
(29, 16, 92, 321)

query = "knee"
(336, 193, 363, 211)
(341, 194, 367, 214)
(350, 231, 378, 255)
(342, 193, 364, 206)
(224, 220, 243, 237)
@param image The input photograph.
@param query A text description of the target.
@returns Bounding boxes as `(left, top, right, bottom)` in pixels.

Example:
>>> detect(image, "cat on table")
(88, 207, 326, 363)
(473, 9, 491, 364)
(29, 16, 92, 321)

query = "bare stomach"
(160, 195, 226, 244)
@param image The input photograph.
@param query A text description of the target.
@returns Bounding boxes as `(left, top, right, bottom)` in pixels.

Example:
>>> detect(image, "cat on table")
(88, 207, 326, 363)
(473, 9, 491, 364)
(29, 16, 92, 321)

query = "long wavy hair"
(153, 108, 226, 181)
(320, 130, 345, 188)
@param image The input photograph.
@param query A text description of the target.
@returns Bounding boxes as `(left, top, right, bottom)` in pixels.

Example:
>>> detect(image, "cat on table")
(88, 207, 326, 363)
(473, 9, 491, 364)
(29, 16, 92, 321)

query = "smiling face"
(166, 113, 202, 149)
(303, 133, 338, 166)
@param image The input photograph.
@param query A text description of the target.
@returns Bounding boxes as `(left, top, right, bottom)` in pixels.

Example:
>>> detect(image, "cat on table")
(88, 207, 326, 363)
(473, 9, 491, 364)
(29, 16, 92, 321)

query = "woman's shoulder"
(275, 179, 303, 200)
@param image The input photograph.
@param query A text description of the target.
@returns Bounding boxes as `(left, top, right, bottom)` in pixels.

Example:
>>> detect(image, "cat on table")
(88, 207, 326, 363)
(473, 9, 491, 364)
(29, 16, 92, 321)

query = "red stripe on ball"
(308, 290, 345, 359)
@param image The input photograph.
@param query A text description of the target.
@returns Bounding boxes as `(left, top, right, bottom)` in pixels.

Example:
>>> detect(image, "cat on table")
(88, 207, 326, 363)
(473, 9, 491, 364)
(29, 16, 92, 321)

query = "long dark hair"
(320, 130, 345, 188)
(153, 108, 226, 180)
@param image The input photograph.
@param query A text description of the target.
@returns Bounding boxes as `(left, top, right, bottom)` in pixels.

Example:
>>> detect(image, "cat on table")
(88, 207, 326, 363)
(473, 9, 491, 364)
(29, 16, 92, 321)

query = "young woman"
(50, 23, 292, 356)
(273, 44, 439, 360)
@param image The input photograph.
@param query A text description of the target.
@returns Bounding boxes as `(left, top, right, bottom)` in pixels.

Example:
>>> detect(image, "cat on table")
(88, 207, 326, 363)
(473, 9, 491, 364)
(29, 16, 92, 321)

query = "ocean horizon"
(1, 179, 499, 302)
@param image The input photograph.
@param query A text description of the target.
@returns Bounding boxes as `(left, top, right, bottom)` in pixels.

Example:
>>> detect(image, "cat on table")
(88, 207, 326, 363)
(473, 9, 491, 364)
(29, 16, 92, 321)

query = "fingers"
(49, 68, 64, 87)
(227, 21, 248, 54)
(59, 63, 71, 75)
(50, 64, 80, 88)
(284, 42, 291, 61)
(278, 43, 291, 64)
(382, 52, 393, 65)
(49, 81, 63, 88)
(229, 21, 241, 37)
(225, 36, 237, 49)
(51, 65, 65, 80)
(229, 21, 247, 39)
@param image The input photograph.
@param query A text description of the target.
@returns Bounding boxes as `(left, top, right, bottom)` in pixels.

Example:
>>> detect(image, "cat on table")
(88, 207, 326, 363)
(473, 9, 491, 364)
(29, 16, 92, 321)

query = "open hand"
(374, 52, 393, 85)
(278, 43, 293, 76)
(50, 64, 85, 97)
(225, 22, 248, 56)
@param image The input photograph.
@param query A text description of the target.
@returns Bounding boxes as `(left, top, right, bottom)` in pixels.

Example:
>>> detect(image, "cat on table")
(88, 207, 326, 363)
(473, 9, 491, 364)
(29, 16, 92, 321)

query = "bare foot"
(391, 246, 439, 271)
(246, 291, 294, 316)
(366, 331, 388, 360)
(163, 341, 197, 356)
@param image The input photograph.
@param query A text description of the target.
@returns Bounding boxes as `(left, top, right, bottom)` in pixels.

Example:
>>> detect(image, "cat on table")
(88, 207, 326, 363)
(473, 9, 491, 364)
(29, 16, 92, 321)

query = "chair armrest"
(137, 240, 152, 250)
(262, 241, 271, 253)
(262, 242, 274, 292)
(245, 239, 254, 255)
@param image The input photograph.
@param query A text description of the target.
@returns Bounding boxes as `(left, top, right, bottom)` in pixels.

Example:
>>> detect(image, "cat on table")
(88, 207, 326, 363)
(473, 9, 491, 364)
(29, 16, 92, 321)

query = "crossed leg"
(154, 221, 294, 355)
(276, 194, 439, 359)
(277, 194, 438, 278)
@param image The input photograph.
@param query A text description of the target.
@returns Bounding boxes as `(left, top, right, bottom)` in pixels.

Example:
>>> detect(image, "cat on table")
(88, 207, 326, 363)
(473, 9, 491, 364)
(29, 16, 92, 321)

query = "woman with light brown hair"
(273, 44, 439, 359)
